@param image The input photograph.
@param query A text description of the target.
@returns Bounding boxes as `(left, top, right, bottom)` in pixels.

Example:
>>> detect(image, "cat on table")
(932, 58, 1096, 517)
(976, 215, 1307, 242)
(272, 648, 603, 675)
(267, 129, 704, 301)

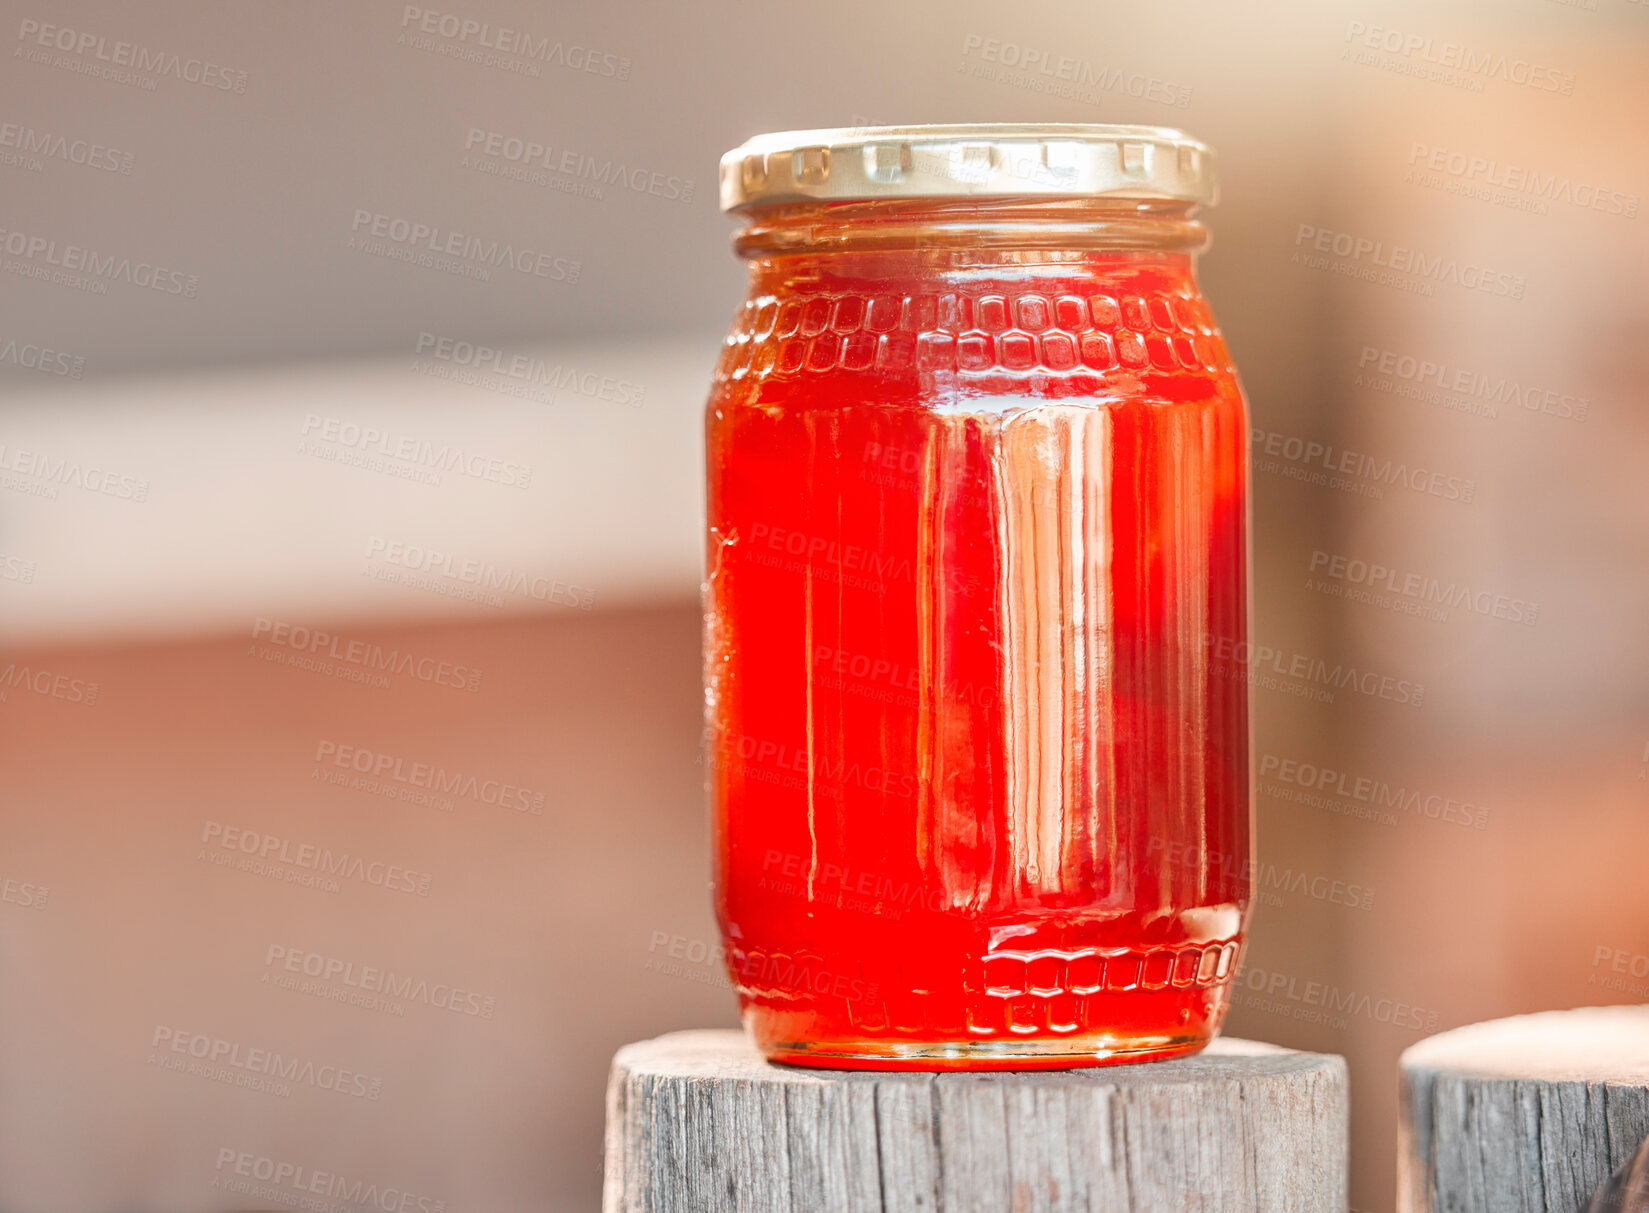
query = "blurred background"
(2, 1, 1646, 1210)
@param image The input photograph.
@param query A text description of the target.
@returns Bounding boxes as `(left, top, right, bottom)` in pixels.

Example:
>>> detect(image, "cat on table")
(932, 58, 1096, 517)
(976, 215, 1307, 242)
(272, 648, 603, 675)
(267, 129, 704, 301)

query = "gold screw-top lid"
(719, 124, 1216, 213)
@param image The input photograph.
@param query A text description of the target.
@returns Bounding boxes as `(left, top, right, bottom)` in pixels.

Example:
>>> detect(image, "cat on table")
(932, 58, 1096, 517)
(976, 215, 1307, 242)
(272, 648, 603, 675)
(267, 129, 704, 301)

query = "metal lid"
(719, 124, 1216, 212)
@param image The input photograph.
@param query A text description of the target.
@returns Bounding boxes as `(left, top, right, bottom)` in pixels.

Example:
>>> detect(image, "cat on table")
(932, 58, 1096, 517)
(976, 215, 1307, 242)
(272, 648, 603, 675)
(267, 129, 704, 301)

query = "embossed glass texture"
(704, 184, 1253, 1069)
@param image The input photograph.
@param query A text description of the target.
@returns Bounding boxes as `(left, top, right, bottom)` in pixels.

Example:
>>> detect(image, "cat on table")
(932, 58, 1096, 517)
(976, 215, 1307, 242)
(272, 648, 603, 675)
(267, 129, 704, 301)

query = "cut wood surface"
(1400, 1005, 1649, 1213)
(603, 1028, 1348, 1212)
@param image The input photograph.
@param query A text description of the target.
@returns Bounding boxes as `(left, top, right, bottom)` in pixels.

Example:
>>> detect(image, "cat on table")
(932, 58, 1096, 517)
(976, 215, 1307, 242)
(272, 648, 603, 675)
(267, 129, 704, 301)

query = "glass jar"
(704, 125, 1252, 1070)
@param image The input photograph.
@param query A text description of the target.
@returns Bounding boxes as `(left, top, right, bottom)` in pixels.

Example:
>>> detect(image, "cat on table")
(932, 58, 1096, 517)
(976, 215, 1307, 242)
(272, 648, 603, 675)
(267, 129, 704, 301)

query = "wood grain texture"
(1400, 1006, 1649, 1213)
(603, 1029, 1348, 1212)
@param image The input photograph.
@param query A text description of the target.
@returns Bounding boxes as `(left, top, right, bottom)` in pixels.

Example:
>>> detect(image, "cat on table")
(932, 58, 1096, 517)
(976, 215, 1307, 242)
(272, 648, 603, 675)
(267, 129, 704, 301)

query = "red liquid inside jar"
(706, 187, 1252, 1069)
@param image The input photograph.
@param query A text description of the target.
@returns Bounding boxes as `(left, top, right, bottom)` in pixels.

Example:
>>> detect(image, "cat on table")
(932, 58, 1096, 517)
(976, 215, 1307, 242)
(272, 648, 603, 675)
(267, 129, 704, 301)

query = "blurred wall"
(2, 1, 1647, 1211)
(0, 605, 728, 1213)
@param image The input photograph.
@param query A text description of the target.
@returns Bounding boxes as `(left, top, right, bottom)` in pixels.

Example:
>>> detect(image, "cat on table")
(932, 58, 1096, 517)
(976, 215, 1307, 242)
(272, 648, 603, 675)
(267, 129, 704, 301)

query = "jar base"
(757, 1031, 1213, 1072)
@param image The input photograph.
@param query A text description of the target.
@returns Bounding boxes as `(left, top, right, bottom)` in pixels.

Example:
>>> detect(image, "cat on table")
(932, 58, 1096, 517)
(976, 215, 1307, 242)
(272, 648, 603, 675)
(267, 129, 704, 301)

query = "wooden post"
(1400, 1006, 1649, 1213)
(603, 1028, 1348, 1212)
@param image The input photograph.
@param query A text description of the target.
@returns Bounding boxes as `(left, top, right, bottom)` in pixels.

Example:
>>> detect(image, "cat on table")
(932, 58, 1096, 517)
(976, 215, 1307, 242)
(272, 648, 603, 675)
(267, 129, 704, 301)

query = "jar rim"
(720, 124, 1217, 213)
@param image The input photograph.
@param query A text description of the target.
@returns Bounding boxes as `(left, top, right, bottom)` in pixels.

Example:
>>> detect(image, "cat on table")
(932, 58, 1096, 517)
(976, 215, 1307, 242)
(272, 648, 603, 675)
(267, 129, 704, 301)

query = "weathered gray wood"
(602, 1029, 1348, 1212)
(1400, 1006, 1649, 1213)
(1585, 1132, 1649, 1213)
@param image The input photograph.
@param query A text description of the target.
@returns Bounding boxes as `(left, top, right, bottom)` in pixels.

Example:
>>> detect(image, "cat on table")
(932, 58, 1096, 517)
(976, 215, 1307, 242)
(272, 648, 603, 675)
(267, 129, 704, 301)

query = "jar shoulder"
(709, 275, 1243, 402)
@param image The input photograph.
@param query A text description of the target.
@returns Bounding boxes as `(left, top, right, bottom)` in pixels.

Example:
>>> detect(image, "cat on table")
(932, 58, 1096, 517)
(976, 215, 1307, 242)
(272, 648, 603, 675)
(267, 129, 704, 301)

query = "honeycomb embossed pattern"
(716, 289, 1236, 380)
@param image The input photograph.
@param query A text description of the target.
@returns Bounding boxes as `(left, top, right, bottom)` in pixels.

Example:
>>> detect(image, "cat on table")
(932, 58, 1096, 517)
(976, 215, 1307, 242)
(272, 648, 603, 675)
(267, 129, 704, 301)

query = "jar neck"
(730, 197, 1209, 260)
